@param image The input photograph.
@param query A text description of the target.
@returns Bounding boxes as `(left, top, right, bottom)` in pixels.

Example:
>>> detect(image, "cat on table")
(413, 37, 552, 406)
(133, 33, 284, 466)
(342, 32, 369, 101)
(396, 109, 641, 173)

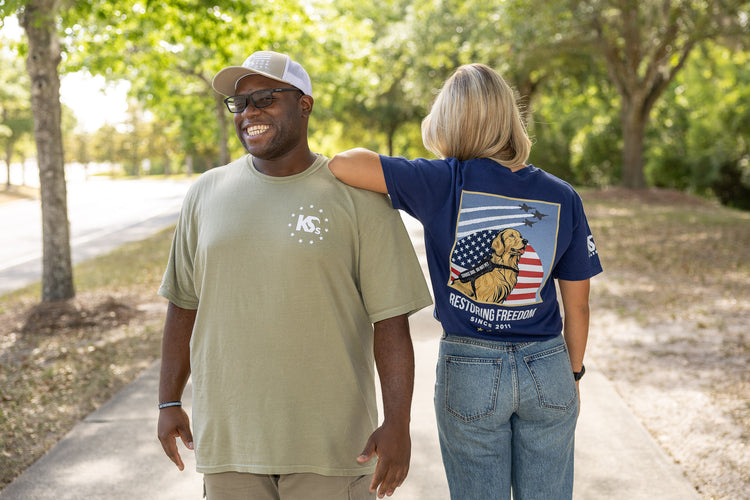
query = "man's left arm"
(357, 313, 414, 498)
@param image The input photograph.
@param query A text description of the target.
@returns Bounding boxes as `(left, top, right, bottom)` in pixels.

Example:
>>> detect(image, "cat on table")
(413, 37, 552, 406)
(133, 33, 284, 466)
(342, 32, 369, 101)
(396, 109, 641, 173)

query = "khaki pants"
(203, 472, 375, 500)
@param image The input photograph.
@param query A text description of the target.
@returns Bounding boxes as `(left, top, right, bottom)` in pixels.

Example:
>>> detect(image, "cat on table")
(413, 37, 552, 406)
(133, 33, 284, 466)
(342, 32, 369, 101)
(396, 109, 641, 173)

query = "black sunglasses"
(224, 88, 302, 113)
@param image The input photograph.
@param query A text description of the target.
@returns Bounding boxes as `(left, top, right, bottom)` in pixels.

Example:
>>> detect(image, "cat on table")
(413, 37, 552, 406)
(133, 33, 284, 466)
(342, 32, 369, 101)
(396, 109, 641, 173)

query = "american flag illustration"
(449, 193, 553, 306)
(504, 244, 543, 305)
(450, 229, 500, 279)
(450, 235, 544, 306)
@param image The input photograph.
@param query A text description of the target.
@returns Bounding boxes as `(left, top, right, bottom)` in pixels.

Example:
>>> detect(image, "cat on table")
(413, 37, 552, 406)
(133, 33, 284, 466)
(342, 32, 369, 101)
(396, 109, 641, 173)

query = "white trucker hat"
(212, 51, 313, 97)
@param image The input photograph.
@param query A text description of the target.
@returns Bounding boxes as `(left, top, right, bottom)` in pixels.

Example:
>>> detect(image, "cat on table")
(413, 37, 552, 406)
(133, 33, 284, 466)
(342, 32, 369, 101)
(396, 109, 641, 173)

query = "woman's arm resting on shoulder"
(329, 148, 388, 193)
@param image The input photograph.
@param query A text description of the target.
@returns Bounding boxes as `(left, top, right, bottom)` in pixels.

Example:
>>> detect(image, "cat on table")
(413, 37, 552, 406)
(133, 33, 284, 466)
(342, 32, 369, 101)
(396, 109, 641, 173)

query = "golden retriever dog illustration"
(450, 228, 528, 304)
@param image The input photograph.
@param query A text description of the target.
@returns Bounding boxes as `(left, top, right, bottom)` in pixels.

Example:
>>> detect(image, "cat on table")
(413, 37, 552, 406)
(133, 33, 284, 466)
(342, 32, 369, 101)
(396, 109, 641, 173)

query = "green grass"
(2, 227, 174, 303)
(581, 189, 750, 326)
(0, 227, 175, 488)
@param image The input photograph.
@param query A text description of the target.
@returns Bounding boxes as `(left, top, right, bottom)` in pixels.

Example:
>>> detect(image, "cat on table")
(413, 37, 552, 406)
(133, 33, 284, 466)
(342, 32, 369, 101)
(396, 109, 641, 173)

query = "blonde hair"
(421, 64, 531, 169)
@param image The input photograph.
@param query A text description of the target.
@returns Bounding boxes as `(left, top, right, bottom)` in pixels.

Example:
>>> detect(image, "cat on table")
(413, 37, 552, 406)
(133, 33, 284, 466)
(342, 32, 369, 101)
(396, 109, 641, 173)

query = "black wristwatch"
(573, 365, 586, 381)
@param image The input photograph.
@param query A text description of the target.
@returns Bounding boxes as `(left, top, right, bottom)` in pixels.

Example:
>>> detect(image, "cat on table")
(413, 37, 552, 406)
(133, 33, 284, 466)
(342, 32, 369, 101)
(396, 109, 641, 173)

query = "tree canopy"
(2, 0, 749, 199)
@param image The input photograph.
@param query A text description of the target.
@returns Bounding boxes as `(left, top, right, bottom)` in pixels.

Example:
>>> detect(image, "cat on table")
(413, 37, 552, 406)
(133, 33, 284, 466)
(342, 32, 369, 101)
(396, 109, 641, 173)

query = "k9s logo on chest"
(289, 205, 329, 244)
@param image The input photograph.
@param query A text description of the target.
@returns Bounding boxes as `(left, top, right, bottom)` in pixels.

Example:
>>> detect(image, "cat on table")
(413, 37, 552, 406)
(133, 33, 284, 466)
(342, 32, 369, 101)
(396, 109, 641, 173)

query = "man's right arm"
(157, 301, 196, 471)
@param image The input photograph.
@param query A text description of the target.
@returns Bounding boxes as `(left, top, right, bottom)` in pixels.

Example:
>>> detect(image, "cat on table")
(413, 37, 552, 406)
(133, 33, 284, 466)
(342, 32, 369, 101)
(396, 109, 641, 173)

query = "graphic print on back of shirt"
(448, 191, 560, 306)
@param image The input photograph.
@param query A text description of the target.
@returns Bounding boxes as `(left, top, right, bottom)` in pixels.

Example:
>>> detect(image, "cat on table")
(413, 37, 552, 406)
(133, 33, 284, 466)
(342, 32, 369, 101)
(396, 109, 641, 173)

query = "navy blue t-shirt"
(381, 155, 603, 341)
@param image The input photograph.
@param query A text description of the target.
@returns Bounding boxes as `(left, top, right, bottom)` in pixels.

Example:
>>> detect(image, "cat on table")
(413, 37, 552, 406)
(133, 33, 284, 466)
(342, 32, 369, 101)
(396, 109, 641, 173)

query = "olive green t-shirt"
(159, 154, 432, 476)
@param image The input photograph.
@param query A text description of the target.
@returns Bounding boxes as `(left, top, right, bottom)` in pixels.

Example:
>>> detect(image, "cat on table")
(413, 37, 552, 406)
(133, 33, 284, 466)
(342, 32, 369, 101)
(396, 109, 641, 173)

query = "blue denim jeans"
(434, 333, 578, 500)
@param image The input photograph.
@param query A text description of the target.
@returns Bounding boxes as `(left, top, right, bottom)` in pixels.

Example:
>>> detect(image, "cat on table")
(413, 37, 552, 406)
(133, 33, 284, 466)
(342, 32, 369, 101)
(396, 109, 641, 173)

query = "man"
(156, 50, 432, 500)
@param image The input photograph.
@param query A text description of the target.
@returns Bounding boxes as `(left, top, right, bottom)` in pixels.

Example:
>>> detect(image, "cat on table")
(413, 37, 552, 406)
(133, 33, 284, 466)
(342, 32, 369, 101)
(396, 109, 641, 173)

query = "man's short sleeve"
(353, 190, 432, 323)
(158, 190, 199, 310)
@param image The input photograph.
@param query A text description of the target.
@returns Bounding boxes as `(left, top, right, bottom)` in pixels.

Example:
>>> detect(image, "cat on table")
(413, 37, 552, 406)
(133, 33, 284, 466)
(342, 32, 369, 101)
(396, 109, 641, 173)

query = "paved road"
(0, 177, 193, 295)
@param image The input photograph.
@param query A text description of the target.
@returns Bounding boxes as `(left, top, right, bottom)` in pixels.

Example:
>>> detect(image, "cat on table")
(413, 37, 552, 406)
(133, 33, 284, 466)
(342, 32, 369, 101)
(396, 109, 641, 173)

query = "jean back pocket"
(443, 356, 502, 422)
(524, 345, 577, 411)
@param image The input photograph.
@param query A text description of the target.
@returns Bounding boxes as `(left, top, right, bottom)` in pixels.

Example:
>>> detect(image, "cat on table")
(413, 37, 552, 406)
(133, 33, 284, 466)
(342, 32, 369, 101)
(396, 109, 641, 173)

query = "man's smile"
(246, 124, 270, 137)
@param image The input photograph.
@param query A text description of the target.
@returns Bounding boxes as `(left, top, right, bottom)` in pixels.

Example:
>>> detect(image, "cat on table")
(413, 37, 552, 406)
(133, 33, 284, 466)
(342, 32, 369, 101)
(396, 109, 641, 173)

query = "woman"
(329, 63, 602, 499)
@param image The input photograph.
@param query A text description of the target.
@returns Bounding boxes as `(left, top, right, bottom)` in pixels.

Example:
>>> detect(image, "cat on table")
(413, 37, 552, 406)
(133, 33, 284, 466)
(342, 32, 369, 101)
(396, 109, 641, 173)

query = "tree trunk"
(516, 77, 538, 130)
(21, 156, 27, 186)
(22, 0, 75, 302)
(5, 146, 11, 189)
(215, 93, 230, 166)
(621, 101, 647, 189)
(3, 109, 10, 188)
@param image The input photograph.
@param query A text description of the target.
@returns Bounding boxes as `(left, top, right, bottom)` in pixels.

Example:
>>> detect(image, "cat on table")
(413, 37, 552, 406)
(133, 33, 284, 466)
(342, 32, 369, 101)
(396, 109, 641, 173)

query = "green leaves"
(2, 0, 748, 198)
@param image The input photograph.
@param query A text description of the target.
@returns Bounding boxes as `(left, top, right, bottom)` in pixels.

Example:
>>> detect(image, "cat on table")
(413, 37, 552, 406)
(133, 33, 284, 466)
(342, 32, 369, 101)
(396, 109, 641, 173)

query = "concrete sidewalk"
(0, 214, 700, 499)
(0, 308, 699, 499)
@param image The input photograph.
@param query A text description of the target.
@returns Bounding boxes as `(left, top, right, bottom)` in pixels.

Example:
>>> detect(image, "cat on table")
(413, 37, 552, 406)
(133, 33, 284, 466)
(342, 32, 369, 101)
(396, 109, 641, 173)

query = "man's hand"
(158, 302, 195, 470)
(157, 407, 194, 471)
(368, 314, 414, 498)
(357, 421, 411, 498)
